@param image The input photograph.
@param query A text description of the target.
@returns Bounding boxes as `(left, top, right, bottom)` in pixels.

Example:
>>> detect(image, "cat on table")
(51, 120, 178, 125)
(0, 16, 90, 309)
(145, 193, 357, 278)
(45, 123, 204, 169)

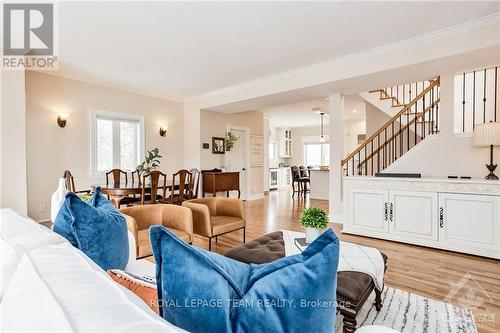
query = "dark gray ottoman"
(225, 231, 388, 333)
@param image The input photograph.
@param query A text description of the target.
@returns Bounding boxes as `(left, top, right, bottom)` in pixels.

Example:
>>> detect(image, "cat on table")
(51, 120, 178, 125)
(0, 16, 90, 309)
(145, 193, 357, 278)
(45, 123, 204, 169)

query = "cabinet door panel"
(439, 193, 500, 255)
(389, 190, 438, 241)
(348, 188, 389, 233)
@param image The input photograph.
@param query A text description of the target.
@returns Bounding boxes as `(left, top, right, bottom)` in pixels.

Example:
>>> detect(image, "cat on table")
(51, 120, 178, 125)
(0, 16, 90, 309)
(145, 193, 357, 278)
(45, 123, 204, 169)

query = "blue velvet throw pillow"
(53, 187, 129, 270)
(150, 226, 339, 333)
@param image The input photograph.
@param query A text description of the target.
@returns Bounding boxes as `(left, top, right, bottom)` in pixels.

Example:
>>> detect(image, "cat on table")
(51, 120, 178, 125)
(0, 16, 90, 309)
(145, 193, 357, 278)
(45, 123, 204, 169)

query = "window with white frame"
(303, 142, 330, 166)
(269, 142, 277, 160)
(92, 111, 144, 174)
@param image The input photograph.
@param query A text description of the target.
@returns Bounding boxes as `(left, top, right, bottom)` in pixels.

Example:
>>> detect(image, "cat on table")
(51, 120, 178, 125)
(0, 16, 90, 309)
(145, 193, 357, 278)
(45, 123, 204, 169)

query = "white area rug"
(335, 287, 477, 333)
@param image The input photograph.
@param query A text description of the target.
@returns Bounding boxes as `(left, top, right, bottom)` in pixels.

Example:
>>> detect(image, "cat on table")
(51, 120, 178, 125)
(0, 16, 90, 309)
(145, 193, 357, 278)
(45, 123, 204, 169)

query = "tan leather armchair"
(182, 197, 245, 251)
(120, 204, 193, 259)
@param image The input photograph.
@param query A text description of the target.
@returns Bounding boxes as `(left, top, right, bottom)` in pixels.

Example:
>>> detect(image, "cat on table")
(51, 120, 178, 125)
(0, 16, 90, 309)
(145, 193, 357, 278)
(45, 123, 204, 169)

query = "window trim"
(90, 109, 145, 177)
(303, 141, 330, 166)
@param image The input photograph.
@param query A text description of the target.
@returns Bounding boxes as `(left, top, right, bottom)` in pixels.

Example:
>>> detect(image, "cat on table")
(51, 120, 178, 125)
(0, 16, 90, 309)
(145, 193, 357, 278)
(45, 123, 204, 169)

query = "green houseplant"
(137, 148, 162, 175)
(300, 207, 329, 244)
(225, 132, 239, 151)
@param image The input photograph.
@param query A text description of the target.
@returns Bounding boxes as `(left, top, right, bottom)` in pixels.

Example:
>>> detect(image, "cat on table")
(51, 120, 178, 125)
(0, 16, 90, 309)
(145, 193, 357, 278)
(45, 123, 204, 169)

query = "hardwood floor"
(44, 189, 499, 332)
(193, 189, 500, 333)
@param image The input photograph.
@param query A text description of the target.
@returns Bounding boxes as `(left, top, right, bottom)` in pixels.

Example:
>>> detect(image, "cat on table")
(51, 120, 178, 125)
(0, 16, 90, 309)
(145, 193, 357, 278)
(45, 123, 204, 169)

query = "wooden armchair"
(120, 204, 193, 259)
(182, 197, 245, 251)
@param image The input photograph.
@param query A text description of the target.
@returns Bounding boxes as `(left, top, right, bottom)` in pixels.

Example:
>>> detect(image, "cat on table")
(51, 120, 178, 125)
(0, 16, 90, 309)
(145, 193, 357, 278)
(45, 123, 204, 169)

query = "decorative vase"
(305, 227, 323, 244)
(51, 178, 68, 222)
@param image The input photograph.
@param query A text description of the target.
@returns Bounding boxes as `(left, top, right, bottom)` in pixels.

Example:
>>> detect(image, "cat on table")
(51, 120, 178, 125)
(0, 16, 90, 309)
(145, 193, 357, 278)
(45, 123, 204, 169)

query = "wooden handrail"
(342, 77, 440, 165)
(356, 98, 440, 169)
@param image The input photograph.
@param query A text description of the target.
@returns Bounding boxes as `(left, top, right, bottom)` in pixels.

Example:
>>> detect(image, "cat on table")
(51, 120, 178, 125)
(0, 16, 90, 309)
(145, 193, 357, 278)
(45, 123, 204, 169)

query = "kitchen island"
(309, 169, 329, 200)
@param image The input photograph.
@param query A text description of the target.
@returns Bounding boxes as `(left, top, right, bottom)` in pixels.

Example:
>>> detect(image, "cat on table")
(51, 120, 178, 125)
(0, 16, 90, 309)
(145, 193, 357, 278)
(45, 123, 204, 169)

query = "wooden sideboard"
(202, 171, 240, 198)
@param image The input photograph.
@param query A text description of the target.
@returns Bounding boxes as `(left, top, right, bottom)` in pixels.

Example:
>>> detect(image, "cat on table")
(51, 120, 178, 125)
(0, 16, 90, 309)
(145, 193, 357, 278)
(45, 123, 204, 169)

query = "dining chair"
(299, 166, 310, 195)
(62, 170, 91, 194)
(168, 169, 193, 205)
(189, 168, 201, 199)
(141, 170, 167, 205)
(105, 169, 140, 207)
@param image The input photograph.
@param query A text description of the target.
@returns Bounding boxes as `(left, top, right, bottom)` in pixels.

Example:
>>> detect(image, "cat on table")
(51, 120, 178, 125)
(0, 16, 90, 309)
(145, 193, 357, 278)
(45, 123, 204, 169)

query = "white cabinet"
(278, 128, 292, 158)
(277, 167, 291, 188)
(348, 188, 389, 235)
(439, 193, 500, 258)
(389, 190, 438, 241)
(344, 177, 500, 259)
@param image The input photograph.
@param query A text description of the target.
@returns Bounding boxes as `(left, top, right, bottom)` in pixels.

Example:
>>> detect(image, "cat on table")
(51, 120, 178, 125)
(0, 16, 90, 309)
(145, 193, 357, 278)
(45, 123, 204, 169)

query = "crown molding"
(186, 12, 500, 104)
(31, 70, 185, 103)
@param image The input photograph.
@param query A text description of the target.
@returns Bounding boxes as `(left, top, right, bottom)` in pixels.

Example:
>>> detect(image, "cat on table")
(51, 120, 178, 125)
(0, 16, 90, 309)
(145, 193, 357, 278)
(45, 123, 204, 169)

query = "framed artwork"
(250, 135, 264, 167)
(212, 137, 225, 154)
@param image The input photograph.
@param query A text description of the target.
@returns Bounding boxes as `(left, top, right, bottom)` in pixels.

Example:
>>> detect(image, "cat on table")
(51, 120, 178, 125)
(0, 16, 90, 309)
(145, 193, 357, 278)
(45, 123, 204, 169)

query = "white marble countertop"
(343, 175, 500, 186)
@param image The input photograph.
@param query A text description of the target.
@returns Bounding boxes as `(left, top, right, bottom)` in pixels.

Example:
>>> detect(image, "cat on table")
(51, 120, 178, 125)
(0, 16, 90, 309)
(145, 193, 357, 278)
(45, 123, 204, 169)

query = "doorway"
(224, 125, 250, 200)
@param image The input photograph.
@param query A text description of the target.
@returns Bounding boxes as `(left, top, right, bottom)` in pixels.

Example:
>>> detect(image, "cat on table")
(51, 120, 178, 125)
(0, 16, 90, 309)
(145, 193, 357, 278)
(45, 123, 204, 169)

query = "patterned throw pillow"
(150, 225, 340, 333)
(108, 269, 159, 313)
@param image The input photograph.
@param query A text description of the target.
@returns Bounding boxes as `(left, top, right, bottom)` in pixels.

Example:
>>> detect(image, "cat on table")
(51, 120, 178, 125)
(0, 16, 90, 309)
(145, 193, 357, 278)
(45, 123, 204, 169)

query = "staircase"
(343, 78, 440, 176)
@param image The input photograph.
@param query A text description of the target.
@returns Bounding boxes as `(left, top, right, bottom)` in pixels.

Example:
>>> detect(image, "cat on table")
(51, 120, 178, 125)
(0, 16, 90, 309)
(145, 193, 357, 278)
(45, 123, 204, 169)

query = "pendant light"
(319, 112, 326, 143)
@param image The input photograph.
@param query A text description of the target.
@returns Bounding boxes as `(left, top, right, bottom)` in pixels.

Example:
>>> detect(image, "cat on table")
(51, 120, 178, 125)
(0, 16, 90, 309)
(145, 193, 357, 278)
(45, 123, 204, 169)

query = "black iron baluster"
(371, 140, 373, 176)
(377, 134, 380, 173)
(356, 150, 361, 176)
(473, 71, 476, 130)
(483, 68, 487, 123)
(406, 106, 410, 152)
(431, 86, 434, 134)
(364, 146, 367, 175)
(462, 73, 466, 132)
(384, 128, 387, 169)
(392, 122, 395, 163)
(399, 115, 402, 158)
(422, 94, 426, 139)
(495, 67, 498, 122)
(351, 156, 354, 176)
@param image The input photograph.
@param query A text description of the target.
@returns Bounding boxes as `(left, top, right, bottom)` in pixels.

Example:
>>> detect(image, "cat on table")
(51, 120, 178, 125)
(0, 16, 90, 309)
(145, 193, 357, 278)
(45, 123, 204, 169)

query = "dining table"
(91, 181, 177, 208)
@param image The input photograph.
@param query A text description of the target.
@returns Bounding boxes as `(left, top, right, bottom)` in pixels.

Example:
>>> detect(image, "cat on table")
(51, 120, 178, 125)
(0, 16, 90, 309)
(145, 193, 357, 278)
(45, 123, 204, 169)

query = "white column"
(183, 103, 201, 169)
(437, 73, 454, 139)
(329, 93, 344, 223)
(0, 69, 28, 215)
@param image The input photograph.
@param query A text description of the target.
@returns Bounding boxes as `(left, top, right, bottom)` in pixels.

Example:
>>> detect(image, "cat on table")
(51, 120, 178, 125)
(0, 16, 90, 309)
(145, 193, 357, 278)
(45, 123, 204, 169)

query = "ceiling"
(43, 1, 499, 101)
(264, 95, 366, 128)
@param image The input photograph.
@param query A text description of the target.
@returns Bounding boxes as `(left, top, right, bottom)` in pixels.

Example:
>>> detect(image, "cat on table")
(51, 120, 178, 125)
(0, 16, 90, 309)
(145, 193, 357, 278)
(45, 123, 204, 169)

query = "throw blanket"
(282, 230, 385, 291)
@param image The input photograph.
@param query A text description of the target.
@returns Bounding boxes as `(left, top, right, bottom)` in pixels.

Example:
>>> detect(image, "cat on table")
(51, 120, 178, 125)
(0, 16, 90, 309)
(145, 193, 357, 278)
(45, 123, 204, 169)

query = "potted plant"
(225, 131, 239, 151)
(300, 207, 329, 244)
(137, 148, 162, 175)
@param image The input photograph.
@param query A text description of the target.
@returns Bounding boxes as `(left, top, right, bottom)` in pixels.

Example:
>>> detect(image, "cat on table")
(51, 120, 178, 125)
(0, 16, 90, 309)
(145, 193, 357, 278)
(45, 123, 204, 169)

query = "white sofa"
(0, 208, 397, 333)
(0, 208, 184, 333)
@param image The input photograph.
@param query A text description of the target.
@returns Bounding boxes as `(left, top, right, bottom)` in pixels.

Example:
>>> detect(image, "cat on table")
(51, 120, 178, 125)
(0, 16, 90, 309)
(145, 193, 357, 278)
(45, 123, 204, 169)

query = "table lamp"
(473, 121, 500, 180)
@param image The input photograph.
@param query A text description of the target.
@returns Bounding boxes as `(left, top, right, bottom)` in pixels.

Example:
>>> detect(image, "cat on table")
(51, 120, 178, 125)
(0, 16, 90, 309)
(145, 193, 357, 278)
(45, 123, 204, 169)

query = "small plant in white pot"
(300, 207, 329, 244)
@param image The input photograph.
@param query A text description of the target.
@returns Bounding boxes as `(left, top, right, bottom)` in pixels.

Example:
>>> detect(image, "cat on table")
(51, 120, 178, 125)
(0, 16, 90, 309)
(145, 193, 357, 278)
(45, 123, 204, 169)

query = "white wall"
(0, 70, 28, 215)
(200, 110, 265, 196)
(25, 72, 185, 221)
(387, 72, 500, 178)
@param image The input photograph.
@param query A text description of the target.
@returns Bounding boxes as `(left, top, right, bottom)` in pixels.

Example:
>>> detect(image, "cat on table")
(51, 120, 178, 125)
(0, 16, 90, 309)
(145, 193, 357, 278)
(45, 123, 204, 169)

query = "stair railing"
(343, 78, 440, 176)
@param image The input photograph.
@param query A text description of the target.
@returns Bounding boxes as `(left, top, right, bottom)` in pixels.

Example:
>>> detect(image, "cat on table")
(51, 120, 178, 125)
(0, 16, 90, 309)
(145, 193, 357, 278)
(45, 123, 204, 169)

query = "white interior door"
(225, 128, 248, 199)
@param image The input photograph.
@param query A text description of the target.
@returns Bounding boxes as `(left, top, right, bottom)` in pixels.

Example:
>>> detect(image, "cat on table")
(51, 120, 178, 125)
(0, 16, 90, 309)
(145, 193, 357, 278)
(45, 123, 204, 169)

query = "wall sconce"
(159, 125, 168, 137)
(57, 113, 68, 128)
